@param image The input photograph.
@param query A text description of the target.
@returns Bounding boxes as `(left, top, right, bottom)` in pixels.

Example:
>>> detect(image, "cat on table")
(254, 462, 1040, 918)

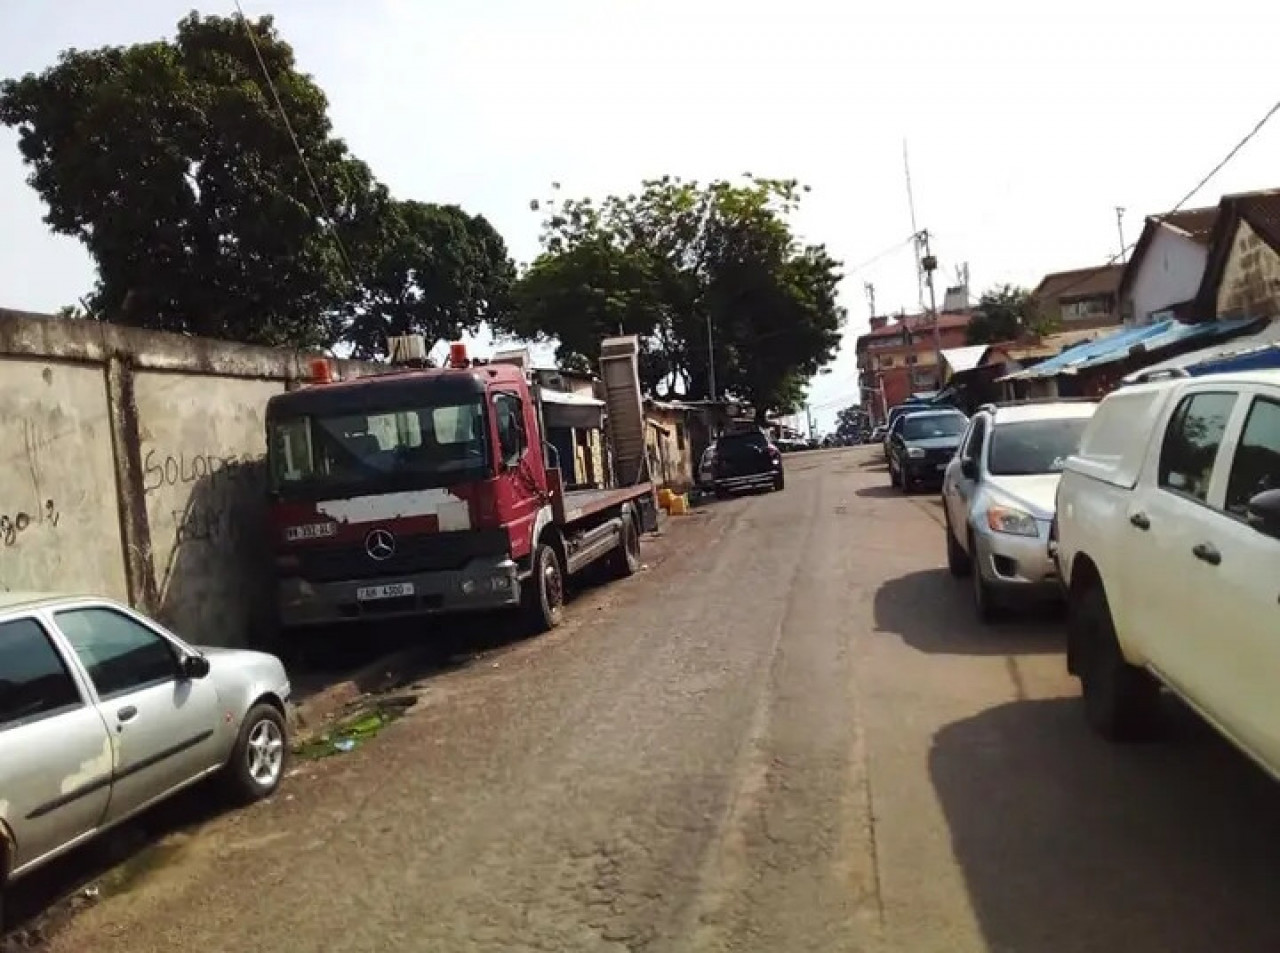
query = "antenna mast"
(904, 140, 925, 312)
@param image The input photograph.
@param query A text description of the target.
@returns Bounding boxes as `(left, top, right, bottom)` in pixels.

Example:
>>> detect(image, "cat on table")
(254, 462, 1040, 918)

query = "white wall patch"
(317, 489, 473, 529)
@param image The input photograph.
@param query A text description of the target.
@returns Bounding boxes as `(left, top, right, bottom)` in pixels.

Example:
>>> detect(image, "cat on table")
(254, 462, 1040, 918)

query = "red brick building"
(855, 311, 974, 422)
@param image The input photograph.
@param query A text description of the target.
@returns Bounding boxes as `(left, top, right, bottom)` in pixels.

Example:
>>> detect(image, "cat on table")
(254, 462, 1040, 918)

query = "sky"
(2, 0, 1279, 433)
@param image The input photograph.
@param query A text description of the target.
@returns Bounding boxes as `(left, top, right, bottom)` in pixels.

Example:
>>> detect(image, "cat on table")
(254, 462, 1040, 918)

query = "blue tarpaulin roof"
(1118, 319, 1280, 382)
(999, 317, 1260, 381)
(998, 322, 1169, 381)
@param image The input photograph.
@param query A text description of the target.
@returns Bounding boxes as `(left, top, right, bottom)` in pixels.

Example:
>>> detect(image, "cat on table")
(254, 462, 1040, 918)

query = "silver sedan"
(1, 593, 291, 913)
(941, 401, 1098, 621)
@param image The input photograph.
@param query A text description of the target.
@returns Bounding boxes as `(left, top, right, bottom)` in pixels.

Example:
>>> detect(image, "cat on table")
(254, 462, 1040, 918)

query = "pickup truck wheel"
(945, 512, 972, 577)
(607, 515, 642, 578)
(1075, 586, 1161, 741)
(523, 543, 565, 632)
(223, 703, 288, 804)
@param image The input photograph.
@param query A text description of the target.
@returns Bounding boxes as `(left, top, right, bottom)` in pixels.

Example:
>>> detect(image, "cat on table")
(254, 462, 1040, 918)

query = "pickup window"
(1224, 397, 1280, 517)
(1157, 392, 1237, 503)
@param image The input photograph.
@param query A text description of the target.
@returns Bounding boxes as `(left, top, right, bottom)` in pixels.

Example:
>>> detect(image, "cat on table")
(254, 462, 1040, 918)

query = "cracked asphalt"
(33, 447, 1280, 952)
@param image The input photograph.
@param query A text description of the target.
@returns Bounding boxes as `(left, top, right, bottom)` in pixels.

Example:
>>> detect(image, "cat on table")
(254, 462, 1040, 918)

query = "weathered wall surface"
(0, 357, 128, 599)
(135, 372, 285, 646)
(1217, 221, 1280, 320)
(0, 307, 379, 647)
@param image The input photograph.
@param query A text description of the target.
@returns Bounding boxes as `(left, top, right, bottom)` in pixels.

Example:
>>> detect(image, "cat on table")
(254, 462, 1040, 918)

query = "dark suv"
(709, 429, 785, 496)
(888, 409, 968, 492)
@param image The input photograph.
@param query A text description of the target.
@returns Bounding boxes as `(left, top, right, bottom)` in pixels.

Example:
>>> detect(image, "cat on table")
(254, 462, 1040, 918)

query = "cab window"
(1224, 397, 1280, 517)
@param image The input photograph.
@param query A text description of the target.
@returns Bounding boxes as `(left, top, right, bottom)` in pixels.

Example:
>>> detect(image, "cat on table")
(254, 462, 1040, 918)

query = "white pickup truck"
(1054, 368, 1280, 773)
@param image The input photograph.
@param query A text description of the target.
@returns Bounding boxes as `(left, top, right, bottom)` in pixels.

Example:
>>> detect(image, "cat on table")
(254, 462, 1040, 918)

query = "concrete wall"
(1127, 227, 1209, 325)
(0, 308, 379, 648)
(1217, 221, 1280, 319)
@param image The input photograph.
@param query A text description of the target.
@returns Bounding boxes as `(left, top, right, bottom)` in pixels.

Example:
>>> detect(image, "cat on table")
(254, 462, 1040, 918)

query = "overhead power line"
(232, 0, 357, 280)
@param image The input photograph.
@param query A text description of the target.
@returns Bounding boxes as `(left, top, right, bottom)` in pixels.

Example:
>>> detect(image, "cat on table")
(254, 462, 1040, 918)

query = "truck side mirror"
(960, 457, 978, 480)
(1246, 489, 1280, 538)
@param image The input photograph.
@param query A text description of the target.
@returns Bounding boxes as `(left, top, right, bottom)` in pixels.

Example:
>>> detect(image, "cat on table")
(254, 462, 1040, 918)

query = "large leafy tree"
(966, 284, 1055, 345)
(1, 13, 516, 356)
(345, 200, 516, 359)
(498, 177, 844, 419)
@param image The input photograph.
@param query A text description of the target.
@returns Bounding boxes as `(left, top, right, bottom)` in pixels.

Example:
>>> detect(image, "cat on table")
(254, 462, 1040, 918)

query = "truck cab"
(266, 342, 654, 638)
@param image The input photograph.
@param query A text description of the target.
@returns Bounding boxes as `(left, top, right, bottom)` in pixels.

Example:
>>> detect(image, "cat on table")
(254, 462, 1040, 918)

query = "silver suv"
(941, 400, 1098, 620)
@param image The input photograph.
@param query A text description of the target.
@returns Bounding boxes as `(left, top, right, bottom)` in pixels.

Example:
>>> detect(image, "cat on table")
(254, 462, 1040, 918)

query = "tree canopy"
(0, 12, 513, 355)
(498, 176, 844, 420)
(966, 284, 1054, 345)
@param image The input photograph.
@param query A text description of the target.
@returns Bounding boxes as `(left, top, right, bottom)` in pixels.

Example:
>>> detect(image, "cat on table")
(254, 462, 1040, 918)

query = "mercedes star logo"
(365, 528, 396, 561)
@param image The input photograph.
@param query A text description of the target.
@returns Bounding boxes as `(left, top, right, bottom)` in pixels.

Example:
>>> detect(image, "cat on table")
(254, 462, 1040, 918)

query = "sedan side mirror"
(960, 457, 978, 480)
(1246, 489, 1280, 539)
(181, 654, 211, 680)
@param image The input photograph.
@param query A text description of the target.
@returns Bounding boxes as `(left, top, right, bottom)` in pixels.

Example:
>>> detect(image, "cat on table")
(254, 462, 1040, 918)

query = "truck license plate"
(356, 582, 415, 602)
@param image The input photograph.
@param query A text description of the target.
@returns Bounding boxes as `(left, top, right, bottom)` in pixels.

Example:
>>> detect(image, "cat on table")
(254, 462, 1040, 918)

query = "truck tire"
(607, 513, 642, 578)
(523, 543, 565, 632)
(1073, 585, 1161, 741)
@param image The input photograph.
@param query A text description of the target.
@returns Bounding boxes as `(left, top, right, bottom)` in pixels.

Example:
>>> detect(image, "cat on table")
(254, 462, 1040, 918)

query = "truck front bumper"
(278, 556, 521, 629)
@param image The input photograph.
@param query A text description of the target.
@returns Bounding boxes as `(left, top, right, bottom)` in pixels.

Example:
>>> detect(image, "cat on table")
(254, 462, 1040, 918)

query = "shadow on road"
(931, 697, 1280, 953)
(874, 568, 1064, 655)
(855, 483, 902, 499)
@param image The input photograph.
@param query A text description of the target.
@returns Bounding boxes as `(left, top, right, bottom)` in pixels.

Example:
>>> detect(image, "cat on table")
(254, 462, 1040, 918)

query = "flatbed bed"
(559, 483, 654, 524)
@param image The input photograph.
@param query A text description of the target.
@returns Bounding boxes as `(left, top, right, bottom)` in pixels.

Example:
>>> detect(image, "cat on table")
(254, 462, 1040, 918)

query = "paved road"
(30, 447, 1280, 952)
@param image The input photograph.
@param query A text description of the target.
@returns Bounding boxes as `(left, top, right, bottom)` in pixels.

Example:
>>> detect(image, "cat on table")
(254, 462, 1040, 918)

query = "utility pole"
(1115, 207, 1128, 263)
(864, 282, 876, 320)
(904, 141, 925, 313)
(706, 313, 717, 402)
(917, 229, 942, 389)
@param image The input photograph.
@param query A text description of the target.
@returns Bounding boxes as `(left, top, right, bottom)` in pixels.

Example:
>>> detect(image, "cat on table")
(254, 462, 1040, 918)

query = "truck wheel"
(945, 512, 971, 577)
(222, 702, 289, 804)
(1074, 585, 1161, 741)
(773, 472, 785, 492)
(523, 543, 565, 632)
(607, 514, 642, 578)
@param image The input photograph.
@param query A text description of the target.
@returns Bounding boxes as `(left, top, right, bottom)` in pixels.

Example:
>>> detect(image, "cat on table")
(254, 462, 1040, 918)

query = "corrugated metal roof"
(999, 323, 1168, 381)
(1064, 316, 1258, 375)
(540, 388, 604, 407)
(1120, 319, 1280, 381)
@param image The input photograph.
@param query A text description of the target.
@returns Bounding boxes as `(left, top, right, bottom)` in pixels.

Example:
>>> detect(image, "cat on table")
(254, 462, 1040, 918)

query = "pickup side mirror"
(1246, 489, 1280, 539)
(181, 653, 211, 680)
(960, 457, 978, 480)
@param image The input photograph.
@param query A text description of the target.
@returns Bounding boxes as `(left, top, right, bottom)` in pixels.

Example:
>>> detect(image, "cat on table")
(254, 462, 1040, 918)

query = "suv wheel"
(945, 511, 972, 577)
(1073, 584, 1161, 740)
(969, 532, 1002, 622)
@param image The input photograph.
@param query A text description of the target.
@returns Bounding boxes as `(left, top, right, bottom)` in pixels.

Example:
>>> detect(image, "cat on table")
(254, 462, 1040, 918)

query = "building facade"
(855, 311, 973, 421)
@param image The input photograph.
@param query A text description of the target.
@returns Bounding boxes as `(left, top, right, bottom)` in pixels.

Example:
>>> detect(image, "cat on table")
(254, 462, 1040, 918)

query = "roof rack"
(1129, 367, 1191, 385)
(976, 397, 1098, 413)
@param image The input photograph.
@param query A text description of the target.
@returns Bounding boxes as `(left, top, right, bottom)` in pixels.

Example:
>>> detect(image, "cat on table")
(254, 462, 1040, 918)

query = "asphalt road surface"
(29, 447, 1280, 953)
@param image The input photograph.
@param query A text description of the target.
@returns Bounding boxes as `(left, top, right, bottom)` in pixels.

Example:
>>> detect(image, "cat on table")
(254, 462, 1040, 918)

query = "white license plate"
(284, 522, 337, 542)
(356, 582, 415, 602)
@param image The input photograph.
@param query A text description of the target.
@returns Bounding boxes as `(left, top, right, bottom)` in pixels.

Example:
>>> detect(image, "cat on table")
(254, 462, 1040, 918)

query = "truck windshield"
(268, 402, 489, 495)
(988, 417, 1091, 476)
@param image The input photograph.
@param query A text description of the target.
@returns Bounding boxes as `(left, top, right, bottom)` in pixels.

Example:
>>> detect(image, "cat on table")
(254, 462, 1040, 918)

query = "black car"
(709, 429, 785, 496)
(888, 409, 968, 492)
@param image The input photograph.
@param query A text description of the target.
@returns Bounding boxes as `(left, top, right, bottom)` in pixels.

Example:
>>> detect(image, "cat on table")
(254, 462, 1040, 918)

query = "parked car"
(942, 399, 1098, 620)
(1054, 369, 1280, 766)
(867, 425, 886, 445)
(697, 445, 716, 486)
(887, 408, 969, 492)
(709, 428, 785, 496)
(0, 593, 291, 918)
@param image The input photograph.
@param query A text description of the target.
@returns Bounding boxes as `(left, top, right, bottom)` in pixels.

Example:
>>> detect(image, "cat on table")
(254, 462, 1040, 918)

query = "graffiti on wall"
(0, 499, 61, 547)
(142, 447, 266, 549)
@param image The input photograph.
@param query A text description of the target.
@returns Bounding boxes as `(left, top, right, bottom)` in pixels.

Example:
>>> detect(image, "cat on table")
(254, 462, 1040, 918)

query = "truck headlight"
(986, 505, 1039, 537)
(906, 447, 925, 459)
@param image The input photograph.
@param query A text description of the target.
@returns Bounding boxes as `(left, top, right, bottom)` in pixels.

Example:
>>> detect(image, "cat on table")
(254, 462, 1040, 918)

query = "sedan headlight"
(906, 447, 925, 459)
(986, 504, 1039, 537)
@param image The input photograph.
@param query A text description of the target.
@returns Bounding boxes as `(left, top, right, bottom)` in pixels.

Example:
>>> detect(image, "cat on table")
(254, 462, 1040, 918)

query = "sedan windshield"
(988, 418, 1091, 476)
(269, 402, 488, 494)
(901, 414, 967, 441)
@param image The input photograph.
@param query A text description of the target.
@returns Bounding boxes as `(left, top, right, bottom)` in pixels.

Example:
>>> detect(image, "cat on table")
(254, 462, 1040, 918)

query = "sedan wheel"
(224, 703, 289, 803)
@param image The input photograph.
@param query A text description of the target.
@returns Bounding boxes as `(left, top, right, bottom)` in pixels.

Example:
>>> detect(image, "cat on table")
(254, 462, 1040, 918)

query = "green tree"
(966, 284, 1054, 345)
(499, 176, 844, 420)
(345, 201, 516, 359)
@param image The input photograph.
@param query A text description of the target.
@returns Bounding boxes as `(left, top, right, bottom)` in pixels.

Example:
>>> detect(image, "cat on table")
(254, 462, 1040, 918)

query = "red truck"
(265, 340, 656, 638)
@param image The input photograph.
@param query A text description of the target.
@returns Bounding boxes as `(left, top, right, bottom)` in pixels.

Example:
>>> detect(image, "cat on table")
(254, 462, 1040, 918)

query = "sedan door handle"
(1192, 542, 1222, 566)
(1129, 512, 1151, 530)
(117, 705, 139, 724)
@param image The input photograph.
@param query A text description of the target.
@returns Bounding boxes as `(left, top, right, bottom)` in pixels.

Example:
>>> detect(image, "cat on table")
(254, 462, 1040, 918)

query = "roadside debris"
(293, 695, 417, 761)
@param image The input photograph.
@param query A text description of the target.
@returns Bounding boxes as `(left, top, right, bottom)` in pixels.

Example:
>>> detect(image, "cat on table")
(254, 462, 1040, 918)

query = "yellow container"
(669, 494, 689, 515)
(657, 488, 676, 510)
